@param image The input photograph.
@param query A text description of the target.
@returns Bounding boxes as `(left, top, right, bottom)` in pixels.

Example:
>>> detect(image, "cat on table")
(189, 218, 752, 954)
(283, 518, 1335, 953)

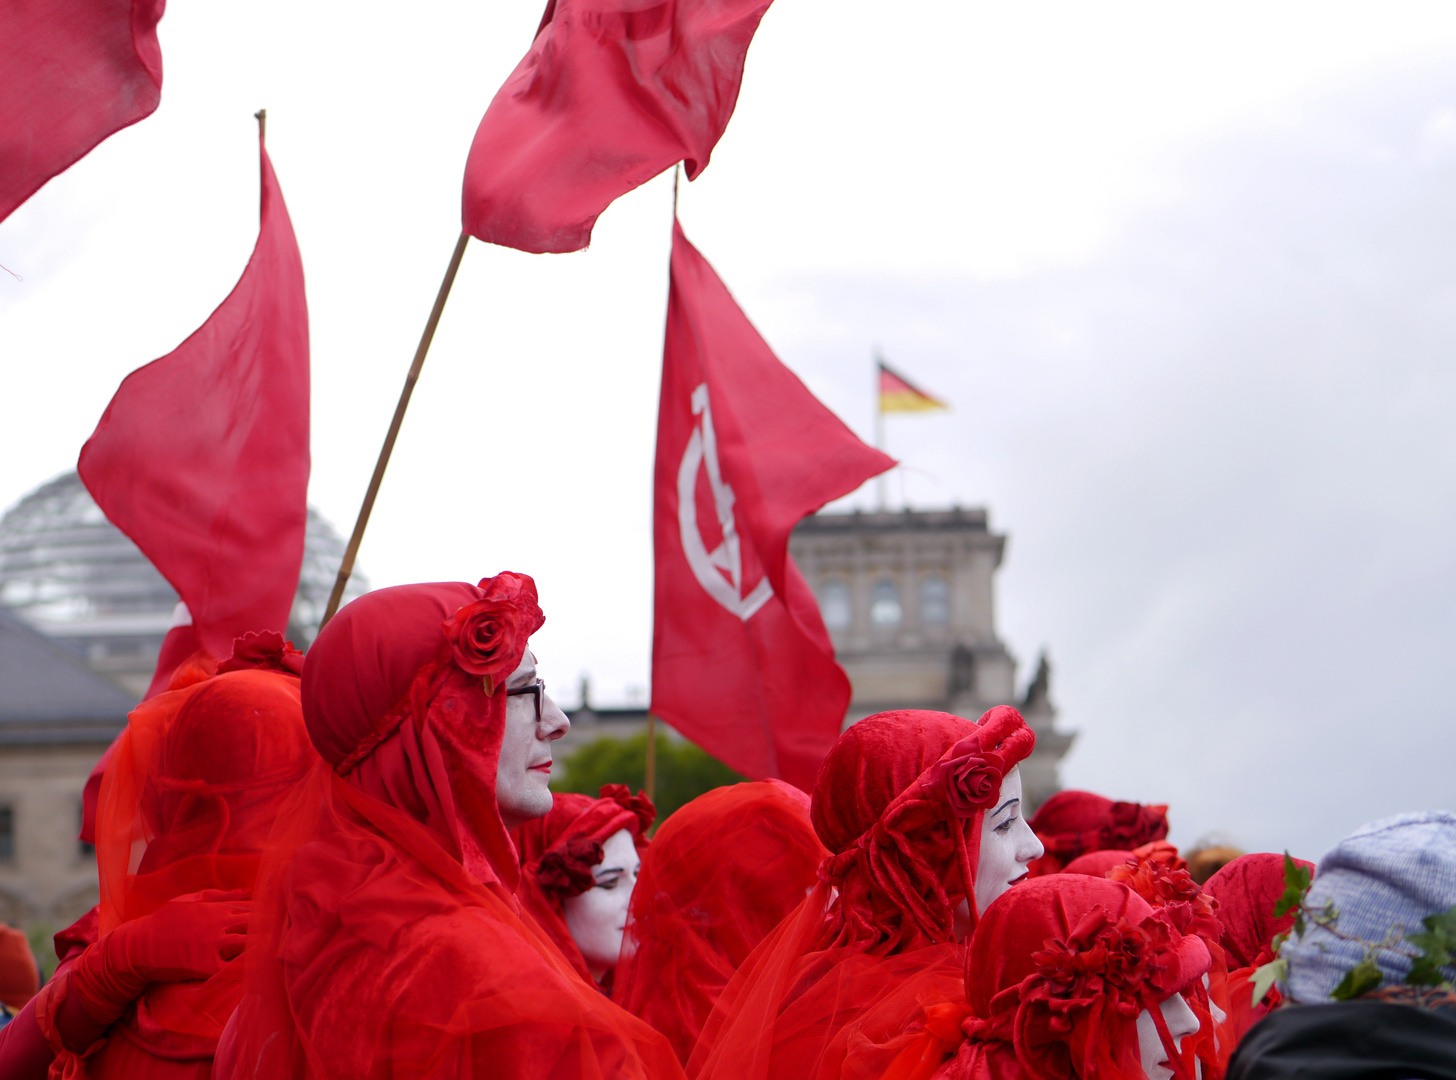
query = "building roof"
(792, 507, 991, 535)
(0, 608, 133, 744)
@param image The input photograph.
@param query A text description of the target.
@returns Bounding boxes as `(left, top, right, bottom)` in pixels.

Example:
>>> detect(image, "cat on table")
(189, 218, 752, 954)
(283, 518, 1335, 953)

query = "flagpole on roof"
(320, 232, 471, 628)
(873, 350, 888, 511)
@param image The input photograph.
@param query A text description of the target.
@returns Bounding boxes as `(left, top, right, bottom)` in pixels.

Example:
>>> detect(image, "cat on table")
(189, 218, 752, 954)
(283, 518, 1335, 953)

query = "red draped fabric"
(514, 786, 654, 984)
(1202, 853, 1315, 1064)
(218, 577, 685, 1080)
(883, 877, 1211, 1080)
(687, 708, 1034, 1080)
(40, 659, 313, 1079)
(1026, 792, 1169, 878)
(614, 780, 826, 1063)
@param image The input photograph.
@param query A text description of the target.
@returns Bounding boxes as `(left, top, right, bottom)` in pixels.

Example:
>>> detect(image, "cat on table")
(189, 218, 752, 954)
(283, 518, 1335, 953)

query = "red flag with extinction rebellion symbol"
(652, 222, 894, 791)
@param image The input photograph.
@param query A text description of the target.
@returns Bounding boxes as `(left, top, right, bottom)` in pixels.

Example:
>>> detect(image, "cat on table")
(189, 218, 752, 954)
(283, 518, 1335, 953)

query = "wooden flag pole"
(320, 232, 471, 627)
(644, 713, 657, 802)
(255, 109, 266, 141)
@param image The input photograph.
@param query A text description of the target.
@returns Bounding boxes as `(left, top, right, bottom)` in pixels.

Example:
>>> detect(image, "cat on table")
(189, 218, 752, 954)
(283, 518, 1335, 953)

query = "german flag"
(878, 358, 947, 414)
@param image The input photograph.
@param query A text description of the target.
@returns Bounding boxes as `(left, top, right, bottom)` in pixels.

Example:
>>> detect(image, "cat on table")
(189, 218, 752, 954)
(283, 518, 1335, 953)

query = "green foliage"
(1404, 905, 1456, 988)
(1274, 851, 1314, 936)
(25, 922, 56, 981)
(1332, 955, 1382, 1000)
(552, 732, 745, 825)
(1249, 957, 1286, 1008)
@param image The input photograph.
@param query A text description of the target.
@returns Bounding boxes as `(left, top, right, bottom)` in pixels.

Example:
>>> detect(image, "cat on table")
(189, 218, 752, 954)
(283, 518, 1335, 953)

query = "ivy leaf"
(1405, 905, 1456, 988)
(1273, 852, 1313, 919)
(1331, 955, 1382, 1000)
(1250, 958, 1286, 1007)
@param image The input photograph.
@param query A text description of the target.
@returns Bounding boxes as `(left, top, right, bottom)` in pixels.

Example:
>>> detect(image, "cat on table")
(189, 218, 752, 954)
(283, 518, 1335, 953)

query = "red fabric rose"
(536, 834, 605, 898)
(600, 783, 657, 837)
(218, 629, 304, 675)
(1109, 858, 1223, 944)
(442, 600, 528, 689)
(929, 738, 1008, 817)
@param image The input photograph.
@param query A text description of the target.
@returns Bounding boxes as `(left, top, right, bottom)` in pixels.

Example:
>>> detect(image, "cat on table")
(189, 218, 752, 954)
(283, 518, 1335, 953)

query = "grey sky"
(3, 3, 1454, 860)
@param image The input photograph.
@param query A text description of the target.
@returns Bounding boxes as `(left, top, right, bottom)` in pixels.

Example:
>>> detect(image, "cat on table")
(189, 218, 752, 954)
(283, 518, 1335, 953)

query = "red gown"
(613, 780, 827, 1063)
(688, 707, 1035, 1080)
(218, 575, 683, 1080)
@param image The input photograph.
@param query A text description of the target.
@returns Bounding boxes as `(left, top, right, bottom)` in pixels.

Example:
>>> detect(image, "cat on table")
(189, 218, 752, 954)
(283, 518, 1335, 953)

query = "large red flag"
(0, 0, 165, 224)
(462, 0, 773, 254)
(78, 131, 310, 697)
(653, 223, 894, 791)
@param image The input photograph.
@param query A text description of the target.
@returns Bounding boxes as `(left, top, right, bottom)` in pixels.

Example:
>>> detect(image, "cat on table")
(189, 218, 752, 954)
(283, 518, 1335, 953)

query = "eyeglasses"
(505, 679, 545, 722)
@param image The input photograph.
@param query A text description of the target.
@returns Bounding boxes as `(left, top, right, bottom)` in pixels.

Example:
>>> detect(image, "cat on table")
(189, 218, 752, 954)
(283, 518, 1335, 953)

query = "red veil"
(1025, 792, 1169, 878)
(884, 876, 1212, 1080)
(688, 708, 1035, 1080)
(514, 785, 655, 985)
(1201, 853, 1315, 1061)
(46, 648, 315, 1078)
(613, 780, 827, 1062)
(218, 576, 684, 1080)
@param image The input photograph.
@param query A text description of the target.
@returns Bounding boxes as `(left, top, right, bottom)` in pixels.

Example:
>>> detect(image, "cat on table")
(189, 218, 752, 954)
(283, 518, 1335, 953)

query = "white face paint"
(973, 767, 1045, 916)
(563, 828, 641, 984)
(1136, 993, 1201, 1080)
(495, 650, 570, 830)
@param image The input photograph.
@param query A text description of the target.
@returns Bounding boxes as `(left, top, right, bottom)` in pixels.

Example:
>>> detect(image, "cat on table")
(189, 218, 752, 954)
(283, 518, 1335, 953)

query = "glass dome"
(0, 472, 368, 696)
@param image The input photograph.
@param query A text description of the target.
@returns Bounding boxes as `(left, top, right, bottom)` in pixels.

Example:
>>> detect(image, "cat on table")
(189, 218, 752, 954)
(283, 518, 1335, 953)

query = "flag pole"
(254, 109, 266, 142)
(645, 164, 680, 801)
(320, 232, 471, 627)
(874, 352, 887, 511)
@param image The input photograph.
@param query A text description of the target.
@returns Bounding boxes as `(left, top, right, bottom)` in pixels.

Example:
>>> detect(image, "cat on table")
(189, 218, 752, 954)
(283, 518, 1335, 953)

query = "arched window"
(920, 576, 950, 625)
(819, 578, 851, 629)
(870, 578, 902, 627)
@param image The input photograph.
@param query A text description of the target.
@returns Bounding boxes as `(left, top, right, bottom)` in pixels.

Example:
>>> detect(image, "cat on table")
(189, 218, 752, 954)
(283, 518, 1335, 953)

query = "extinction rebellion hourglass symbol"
(676, 383, 774, 621)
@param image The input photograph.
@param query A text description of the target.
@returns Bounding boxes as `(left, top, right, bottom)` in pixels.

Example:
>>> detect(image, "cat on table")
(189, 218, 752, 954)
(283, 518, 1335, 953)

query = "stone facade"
(787, 508, 1072, 810)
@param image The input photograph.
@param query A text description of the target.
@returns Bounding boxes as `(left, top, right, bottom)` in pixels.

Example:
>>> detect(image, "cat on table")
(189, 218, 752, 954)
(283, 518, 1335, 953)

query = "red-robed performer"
(688, 707, 1043, 1080)
(881, 875, 1211, 1080)
(13, 640, 315, 1079)
(613, 780, 828, 1063)
(1025, 791, 1170, 878)
(217, 574, 685, 1080)
(514, 784, 655, 990)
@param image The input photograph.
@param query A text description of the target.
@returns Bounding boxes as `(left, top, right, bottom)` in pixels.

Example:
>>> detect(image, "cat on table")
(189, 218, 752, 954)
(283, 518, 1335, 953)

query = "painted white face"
(973, 767, 1045, 916)
(495, 650, 570, 830)
(563, 828, 641, 983)
(1136, 993, 1201, 1080)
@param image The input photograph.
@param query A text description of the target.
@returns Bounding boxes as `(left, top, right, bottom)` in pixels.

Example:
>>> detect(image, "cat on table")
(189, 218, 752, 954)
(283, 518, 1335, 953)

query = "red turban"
(1202, 852, 1316, 1062)
(219, 575, 685, 1080)
(614, 780, 826, 1063)
(514, 784, 654, 983)
(1026, 790, 1170, 877)
(0, 926, 38, 1011)
(689, 707, 1035, 1080)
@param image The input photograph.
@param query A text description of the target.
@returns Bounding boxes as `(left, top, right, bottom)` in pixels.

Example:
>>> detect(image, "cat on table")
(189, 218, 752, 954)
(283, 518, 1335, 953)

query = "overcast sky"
(3, 2, 1455, 861)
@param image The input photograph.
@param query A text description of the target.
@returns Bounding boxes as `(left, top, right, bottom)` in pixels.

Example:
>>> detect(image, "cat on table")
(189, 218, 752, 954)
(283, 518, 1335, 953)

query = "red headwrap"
(613, 780, 827, 1063)
(1026, 791, 1170, 877)
(1202, 852, 1316, 1063)
(0, 926, 38, 1011)
(689, 708, 1035, 1080)
(301, 574, 542, 889)
(219, 575, 685, 1080)
(884, 877, 1211, 1080)
(514, 784, 654, 983)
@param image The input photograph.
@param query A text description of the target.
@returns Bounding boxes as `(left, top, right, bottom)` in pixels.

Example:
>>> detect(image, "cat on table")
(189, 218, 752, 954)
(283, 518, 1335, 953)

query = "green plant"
(552, 732, 745, 826)
(1250, 851, 1456, 1006)
(25, 921, 57, 981)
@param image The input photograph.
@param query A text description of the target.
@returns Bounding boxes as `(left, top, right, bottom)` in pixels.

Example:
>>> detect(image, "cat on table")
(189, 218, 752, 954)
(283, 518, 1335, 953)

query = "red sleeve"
(0, 993, 56, 1079)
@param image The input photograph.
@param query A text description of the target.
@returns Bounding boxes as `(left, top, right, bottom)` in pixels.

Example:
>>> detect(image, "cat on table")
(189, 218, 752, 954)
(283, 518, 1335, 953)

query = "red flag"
(0, 0, 165, 224)
(652, 223, 894, 791)
(78, 131, 310, 697)
(462, 0, 773, 254)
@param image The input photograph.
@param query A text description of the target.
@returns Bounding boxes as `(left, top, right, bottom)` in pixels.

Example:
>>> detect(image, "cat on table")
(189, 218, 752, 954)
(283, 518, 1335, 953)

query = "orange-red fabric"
(1202, 853, 1315, 1063)
(1026, 793, 1169, 878)
(614, 781, 826, 1063)
(219, 576, 686, 1080)
(0, 925, 38, 1010)
(41, 663, 314, 1079)
(687, 708, 1034, 1080)
(515, 786, 654, 984)
(891, 877, 1211, 1080)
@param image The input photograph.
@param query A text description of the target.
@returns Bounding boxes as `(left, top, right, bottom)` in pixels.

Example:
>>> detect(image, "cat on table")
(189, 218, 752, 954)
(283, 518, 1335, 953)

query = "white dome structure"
(0, 472, 367, 696)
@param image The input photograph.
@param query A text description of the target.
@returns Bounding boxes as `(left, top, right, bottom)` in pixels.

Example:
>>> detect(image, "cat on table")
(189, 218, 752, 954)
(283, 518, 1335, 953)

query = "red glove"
(66, 891, 249, 1031)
